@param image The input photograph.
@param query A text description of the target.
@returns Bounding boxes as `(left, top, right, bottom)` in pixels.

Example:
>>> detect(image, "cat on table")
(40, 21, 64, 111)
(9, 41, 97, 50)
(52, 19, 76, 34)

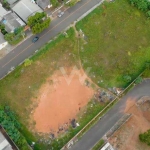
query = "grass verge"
(92, 139, 105, 150)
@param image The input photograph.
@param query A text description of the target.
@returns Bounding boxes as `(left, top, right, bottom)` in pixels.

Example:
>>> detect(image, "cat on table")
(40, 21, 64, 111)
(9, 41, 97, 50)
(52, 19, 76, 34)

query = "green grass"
(92, 139, 105, 150)
(76, 0, 150, 88)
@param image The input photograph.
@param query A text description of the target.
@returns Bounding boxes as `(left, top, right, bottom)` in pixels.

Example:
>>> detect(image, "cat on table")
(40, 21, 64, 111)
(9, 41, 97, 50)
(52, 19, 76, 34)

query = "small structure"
(0, 125, 18, 150)
(0, 5, 7, 21)
(0, 32, 8, 50)
(101, 142, 114, 150)
(1, 12, 25, 32)
(36, 0, 51, 10)
(12, 0, 43, 23)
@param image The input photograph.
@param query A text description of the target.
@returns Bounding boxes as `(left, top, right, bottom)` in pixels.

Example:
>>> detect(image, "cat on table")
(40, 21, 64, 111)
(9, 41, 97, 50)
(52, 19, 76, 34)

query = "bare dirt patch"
(109, 99, 150, 150)
(32, 68, 94, 135)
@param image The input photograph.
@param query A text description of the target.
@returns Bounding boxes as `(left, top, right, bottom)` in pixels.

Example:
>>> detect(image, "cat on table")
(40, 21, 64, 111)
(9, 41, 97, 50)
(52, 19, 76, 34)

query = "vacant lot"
(0, 0, 150, 149)
(109, 99, 150, 150)
(76, 0, 150, 88)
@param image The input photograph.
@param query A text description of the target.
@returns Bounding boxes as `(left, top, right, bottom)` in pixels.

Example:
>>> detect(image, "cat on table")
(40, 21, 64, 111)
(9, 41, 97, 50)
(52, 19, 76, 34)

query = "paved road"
(0, 0, 103, 79)
(70, 79, 150, 150)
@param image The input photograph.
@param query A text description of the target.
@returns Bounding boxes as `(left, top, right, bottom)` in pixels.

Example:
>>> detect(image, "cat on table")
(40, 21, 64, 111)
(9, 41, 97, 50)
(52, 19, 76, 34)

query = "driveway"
(70, 79, 150, 150)
(0, 0, 103, 79)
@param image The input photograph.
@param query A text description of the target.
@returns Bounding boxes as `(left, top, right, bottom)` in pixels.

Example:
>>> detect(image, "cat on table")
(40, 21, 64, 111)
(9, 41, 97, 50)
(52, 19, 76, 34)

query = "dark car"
(32, 36, 39, 43)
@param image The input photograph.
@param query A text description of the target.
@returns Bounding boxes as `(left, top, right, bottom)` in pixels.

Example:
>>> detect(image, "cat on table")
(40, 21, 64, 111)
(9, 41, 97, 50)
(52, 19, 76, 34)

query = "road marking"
(2, 0, 92, 68)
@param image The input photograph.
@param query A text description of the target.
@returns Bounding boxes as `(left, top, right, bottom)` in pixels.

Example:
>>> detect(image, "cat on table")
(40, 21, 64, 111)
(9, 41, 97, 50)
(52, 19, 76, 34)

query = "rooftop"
(0, 5, 7, 21)
(6, 0, 18, 5)
(2, 12, 25, 32)
(36, 0, 50, 9)
(12, 0, 43, 23)
(0, 125, 18, 150)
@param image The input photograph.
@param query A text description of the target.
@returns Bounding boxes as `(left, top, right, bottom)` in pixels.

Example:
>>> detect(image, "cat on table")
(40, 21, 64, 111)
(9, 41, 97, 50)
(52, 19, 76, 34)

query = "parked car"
(58, 11, 64, 18)
(32, 36, 39, 43)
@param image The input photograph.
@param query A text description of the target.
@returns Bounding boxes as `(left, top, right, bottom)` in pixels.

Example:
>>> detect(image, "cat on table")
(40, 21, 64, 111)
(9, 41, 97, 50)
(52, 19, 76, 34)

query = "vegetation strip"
(92, 139, 105, 150)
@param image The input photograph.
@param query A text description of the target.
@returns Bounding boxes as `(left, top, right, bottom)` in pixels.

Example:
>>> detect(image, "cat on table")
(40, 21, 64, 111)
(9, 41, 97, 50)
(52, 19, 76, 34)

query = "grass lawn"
(76, 0, 150, 88)
(92, 139, 105, 150)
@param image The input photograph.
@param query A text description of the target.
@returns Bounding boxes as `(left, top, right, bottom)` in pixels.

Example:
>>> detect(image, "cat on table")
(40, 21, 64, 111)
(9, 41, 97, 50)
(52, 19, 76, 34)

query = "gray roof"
(12, 0, 43, 22)
(0, 5, 7, 21)
(36, 0, 50, 9)
(0, 32, 7, 45)
(0, 131, 12, 150)
(6, 0, 18, 5)
(2, 12, 25, 32)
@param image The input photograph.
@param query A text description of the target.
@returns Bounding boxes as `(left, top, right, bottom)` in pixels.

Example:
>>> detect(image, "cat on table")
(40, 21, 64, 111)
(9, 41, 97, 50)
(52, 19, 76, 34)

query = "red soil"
(109, 99, 150, 150)
(32, 69, 94, 134)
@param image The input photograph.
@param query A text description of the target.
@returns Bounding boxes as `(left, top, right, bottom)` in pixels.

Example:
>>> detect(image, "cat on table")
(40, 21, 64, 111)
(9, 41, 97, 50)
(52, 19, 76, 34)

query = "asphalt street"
(70, 79, 150, 150)
(0, 0, 103, 79)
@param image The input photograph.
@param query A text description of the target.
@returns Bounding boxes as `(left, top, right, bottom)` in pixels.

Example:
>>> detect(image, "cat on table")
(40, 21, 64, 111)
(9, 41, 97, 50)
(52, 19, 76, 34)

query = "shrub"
(139, 129, 150, 146)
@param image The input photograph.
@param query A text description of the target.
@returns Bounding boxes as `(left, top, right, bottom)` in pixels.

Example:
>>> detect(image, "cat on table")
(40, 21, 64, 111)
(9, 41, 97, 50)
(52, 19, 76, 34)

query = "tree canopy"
(27, 12, 51, 34)
(130, 0, 150, 14)
(139, 129, 150, 146)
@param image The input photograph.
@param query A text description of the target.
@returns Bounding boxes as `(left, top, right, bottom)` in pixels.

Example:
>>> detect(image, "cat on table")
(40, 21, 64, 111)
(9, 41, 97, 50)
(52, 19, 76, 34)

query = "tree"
(27, 12, 46, 27)
(51, 0, 59, 7)
(4, 33, 15, 42)
(139, 129, 150, 146)
(136, 0, 148, 11)
(27, 12, 51, 34)
(130, 0, 149, 12)
(14, 27, 24, 35)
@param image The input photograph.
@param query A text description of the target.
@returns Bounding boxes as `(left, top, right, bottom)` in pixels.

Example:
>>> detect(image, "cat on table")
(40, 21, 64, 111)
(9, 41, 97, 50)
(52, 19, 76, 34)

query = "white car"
(58, 11, 64, 18)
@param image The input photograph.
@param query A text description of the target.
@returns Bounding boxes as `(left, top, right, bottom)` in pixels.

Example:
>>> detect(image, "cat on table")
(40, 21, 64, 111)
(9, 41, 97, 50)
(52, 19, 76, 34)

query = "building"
(6, 0, 18, 5)
(36, 0, 51, 10)
(1, 12, 25, 33)
(0, 5, 7, 21)
(0, 125, 18, 150)
(12, 0, 43, 23)
(0, 33, 8, 50)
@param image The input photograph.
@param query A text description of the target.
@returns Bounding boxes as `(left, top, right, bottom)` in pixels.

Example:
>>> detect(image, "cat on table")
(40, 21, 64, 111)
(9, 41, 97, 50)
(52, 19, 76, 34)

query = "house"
(12, 0, 43, 23)
(1, 12, 25, 33)
(36, 0, 51, 10)
(0, 125, 18, 150)
(6, 0, 19, 5)
(0, 32, 8, 50)
(0, 5, 7, 21)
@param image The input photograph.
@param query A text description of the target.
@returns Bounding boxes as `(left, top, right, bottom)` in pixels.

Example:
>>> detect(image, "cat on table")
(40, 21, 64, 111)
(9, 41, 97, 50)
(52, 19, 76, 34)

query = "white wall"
(0, 41, 8, 50)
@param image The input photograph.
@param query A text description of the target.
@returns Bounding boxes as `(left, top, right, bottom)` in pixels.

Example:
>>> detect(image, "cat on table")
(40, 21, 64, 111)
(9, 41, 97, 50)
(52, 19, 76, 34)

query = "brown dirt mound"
(32, 69, 94, 134)
(109, 99, 150, 150)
